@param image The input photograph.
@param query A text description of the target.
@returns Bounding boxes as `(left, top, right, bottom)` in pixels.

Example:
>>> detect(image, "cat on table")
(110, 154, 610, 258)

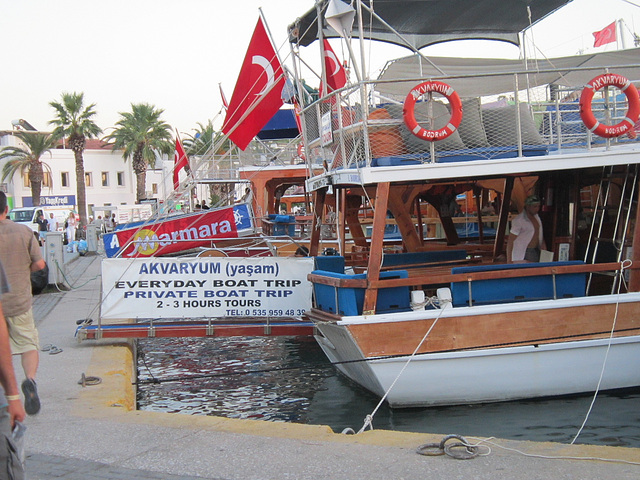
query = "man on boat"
(507, 194, 546, 262)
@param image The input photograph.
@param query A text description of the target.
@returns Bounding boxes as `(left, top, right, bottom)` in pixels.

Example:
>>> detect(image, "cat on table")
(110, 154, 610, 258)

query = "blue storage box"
(314, 255, 345, 273)
(312, 270, 411, 316)
(269, 214, 295, 236)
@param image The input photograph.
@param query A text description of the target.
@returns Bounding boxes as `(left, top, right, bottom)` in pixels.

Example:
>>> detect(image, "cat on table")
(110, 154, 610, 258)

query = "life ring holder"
(403, 81, 463, 141)
(579, 73, 640, 138)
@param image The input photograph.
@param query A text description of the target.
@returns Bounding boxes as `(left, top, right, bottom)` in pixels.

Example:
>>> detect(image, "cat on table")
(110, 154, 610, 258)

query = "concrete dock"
(22, 252, 640, 479)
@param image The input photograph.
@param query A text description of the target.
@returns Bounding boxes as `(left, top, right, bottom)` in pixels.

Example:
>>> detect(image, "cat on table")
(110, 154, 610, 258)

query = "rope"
(416, 434, 488, 460)
(467, 436, 640, 466)
(415, 434, 640, 465)
(356, 301, 451, 434)
(571, 259, 632, 444)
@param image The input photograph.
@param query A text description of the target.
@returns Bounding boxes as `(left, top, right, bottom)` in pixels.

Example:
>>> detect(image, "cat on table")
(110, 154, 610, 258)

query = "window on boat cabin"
(101, 171, 109, 187)
(151, 183, 158, 195)
(117, 171, 125, 187)
(61, 172, 69, 188)
(85, 172, 93, 187)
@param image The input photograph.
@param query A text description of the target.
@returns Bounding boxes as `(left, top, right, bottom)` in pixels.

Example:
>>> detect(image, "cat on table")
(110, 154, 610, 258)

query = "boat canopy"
(257, 109, 299, 140)
(288, 0, 573, 50)
(375, 48, 640, 98)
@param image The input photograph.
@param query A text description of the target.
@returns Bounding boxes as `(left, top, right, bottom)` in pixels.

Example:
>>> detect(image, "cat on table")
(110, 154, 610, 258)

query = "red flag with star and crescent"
(593, 21, 617, 48)
(222, 18, 285, 150)
(323, 39, 347, 93)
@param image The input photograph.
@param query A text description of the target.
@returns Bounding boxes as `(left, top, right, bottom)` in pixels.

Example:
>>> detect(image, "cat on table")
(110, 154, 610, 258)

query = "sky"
(0, 0, 638, 137)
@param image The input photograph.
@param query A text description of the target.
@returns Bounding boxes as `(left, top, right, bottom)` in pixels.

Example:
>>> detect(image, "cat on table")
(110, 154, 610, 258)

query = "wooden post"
(494, 177, 514, 260)
(309, 189, 326, 257)
(362, 182, 390, 315)
(474, 186, 484, 243)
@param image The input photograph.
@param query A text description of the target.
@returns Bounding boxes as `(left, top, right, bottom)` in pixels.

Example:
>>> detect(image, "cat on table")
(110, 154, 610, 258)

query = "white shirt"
(510, 210, 543, 261)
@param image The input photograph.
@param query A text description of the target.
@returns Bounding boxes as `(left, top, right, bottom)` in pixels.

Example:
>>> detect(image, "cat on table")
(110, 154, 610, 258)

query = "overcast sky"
(1, 0, 637, 137)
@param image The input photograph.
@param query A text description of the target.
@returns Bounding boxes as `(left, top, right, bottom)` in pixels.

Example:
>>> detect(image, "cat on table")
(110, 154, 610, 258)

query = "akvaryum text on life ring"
(579, 73, 640, 138)
(403, 81, 463, 141)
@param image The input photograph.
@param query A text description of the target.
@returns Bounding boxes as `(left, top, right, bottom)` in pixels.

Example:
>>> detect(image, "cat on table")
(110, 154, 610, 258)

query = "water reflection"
(137, 336, 640, 447)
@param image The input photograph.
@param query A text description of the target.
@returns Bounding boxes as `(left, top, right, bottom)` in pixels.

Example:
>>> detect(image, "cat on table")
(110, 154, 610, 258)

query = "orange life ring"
(403, 81, 463, 141)
(579, 73, 640, 138)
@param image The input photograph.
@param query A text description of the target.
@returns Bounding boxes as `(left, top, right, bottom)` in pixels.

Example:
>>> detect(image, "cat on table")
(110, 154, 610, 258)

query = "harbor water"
(136, 336, 640, 448)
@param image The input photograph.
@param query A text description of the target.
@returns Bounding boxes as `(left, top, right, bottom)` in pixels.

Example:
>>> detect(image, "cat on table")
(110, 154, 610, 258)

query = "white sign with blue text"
(101, 257, 314, 320)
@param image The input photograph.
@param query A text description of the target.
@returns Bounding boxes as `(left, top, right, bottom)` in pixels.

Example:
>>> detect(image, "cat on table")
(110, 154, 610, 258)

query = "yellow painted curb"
(77, 342, 640, 464)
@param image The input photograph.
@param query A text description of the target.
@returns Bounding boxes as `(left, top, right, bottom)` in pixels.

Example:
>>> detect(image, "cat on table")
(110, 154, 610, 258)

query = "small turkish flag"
(323, 39, 347, 93)
(593, 21, 617, 48)
(173, 135, 189, 190)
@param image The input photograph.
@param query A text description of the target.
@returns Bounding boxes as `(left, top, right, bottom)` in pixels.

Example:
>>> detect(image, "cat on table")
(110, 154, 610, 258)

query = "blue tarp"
(257, 109, 299, 140)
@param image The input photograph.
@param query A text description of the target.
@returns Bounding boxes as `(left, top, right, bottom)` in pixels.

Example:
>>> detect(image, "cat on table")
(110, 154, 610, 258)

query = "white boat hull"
(315, 305, 640, 408)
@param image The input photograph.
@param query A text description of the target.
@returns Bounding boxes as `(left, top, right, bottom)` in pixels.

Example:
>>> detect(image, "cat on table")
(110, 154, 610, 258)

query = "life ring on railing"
(403, 81, 463, 141)
(579, 73, 640, 138)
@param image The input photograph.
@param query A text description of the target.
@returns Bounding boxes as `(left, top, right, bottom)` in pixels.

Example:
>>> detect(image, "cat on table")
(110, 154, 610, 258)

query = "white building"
(0, 130, 174, 218)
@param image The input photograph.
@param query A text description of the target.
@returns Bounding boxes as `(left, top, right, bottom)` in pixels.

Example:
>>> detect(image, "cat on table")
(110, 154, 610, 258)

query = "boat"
(290, 0, 640, 407)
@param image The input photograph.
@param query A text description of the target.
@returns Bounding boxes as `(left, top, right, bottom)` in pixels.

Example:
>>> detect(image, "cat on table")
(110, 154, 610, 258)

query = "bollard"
(44, 232, 64, 285)
(86, 224, 98, 252)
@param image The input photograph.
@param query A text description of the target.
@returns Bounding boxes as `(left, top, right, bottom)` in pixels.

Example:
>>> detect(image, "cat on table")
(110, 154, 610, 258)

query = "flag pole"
(258, 7, 286, 76)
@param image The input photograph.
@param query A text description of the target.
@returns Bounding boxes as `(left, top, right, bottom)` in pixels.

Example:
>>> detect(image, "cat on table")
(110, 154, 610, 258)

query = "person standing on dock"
(507, 194, 546, 263)
(0, 192, 46, 415)
(46, 212, 58, 234)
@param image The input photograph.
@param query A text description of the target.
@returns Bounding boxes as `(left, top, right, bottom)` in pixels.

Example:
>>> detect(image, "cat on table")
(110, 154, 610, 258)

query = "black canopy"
(289, 0, 573, 50)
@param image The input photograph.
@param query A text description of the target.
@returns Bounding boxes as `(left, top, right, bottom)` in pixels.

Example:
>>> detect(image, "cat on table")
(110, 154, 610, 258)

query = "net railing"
(299, 69, 640, 170)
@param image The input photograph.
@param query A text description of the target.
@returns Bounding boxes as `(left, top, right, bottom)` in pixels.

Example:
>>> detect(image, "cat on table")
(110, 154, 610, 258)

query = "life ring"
(579, 73, 640, 138)
(403, 81, 463, 141)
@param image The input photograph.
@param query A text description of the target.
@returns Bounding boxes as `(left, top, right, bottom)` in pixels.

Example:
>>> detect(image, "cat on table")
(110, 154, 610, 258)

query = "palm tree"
(0, 132, 56, 207)
(183, 121, 235, 206)
(49, 92, 102, 227)
(104, 103, 173, 203)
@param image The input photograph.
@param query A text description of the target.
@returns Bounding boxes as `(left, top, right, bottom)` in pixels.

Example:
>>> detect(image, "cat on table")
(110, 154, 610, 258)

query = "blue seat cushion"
(450, 261, 586, 307)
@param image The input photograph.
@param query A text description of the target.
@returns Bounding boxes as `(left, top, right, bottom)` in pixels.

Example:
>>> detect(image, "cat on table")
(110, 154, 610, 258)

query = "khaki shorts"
(5, 309, 39, 354)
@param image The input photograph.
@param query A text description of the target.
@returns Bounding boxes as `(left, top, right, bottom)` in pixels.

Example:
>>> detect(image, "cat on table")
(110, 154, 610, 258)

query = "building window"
(117, 171, 125, 186)
(61, 172, 70, 187)
(101, 172, 109, 187)
(85, 172, 93, 187)
(152, 183, 158, 195)
(23, 172, 52, 188)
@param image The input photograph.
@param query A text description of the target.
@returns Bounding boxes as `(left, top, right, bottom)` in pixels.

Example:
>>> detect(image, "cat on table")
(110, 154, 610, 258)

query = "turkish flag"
(323, 39, 347, 93)
(593, 21, 617, 47)
(173, 135, 189, 190)
(222, 18, 285, 150)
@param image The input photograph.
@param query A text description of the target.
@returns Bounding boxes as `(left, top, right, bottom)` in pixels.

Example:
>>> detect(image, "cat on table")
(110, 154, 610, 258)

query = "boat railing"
(298, 64, 640, 172)
(309, 260, 637, 315)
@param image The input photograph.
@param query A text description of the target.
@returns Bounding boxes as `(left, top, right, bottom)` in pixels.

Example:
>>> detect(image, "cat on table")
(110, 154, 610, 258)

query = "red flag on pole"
(222, 18, 285, 150)
(219, 83, 228, 110)
(593, 21, 617, 47)
(173, 134, 189, 190)
(323, 39, 347, 93)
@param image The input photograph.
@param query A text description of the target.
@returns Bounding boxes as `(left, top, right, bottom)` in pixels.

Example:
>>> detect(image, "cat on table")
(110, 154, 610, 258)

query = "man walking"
(36, 212, 48, 243)
(0, 193, 46, 415)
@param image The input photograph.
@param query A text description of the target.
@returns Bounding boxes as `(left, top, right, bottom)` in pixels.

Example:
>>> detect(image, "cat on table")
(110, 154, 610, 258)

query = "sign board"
(103, 204, 254, 258)
(101, 257, 314, 319)
(320, 110, 333, 146)
(23, 195, 75, 208)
